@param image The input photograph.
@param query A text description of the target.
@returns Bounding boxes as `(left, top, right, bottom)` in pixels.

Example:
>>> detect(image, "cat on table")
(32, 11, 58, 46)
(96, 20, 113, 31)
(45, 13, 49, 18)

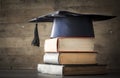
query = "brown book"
(44, 52, 97, 64)
(44, 37, 94, 52)
(37, 64, 107, 76)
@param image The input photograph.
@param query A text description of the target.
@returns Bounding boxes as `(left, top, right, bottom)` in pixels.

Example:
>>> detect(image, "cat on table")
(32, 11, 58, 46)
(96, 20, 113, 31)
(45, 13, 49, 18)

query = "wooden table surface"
(0, 70, 119, 78)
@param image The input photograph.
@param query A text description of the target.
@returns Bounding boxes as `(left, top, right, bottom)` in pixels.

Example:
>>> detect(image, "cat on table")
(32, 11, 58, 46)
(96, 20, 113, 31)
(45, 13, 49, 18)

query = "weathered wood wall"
(0, 0, 120, 70)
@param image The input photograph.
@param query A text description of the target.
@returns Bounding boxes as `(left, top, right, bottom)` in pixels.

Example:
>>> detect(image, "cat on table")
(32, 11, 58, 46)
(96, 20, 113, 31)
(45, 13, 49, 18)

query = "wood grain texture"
(0, 0, 119, 70)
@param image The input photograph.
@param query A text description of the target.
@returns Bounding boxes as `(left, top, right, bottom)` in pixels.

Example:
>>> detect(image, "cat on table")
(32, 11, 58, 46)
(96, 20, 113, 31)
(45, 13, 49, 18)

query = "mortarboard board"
(29, 11, 116, 47)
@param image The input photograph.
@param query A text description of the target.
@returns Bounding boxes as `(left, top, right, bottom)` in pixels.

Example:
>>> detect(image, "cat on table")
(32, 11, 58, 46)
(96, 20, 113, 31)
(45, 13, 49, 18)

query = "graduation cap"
(29, 11, 115, 47)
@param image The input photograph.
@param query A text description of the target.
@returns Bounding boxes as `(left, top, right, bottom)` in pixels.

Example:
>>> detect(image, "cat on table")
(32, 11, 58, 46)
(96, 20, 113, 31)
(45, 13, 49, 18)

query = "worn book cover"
(37, 64, 107, 76)
(44, 52, 97, 64)
(44, 37, 95, 52)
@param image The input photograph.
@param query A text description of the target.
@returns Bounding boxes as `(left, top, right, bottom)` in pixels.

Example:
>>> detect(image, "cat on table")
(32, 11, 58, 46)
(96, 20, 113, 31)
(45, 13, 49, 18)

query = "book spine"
(37, 64, 63, 75)
(43, 53, 59, 64)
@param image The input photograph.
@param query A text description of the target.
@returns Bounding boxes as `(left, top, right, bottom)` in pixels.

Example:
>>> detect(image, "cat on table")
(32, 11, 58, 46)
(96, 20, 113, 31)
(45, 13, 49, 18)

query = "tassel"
(31, 22, 40, 47)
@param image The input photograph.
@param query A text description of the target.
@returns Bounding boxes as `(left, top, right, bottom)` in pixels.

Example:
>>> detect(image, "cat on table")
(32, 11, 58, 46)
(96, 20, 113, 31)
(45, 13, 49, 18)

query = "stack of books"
(37, 37, 107, 76)
(29, 11, 115, 76)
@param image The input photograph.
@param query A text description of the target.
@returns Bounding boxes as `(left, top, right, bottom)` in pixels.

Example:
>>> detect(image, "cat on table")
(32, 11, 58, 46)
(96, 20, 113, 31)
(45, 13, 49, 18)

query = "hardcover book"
(37, 64, 107, 76)
(44, 52, 97, 64)
(44, 37, 94, 52)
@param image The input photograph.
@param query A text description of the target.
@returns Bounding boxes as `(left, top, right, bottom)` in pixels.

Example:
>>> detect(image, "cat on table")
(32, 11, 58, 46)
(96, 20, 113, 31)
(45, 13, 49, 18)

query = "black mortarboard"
(29, 11, 115, 46)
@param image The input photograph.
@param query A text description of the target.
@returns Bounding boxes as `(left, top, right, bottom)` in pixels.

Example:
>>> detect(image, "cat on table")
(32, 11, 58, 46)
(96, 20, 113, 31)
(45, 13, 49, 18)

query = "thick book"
(43, 52, 97, 64)
(37, 64, 107, 76)
(44, 37, 94, 52)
